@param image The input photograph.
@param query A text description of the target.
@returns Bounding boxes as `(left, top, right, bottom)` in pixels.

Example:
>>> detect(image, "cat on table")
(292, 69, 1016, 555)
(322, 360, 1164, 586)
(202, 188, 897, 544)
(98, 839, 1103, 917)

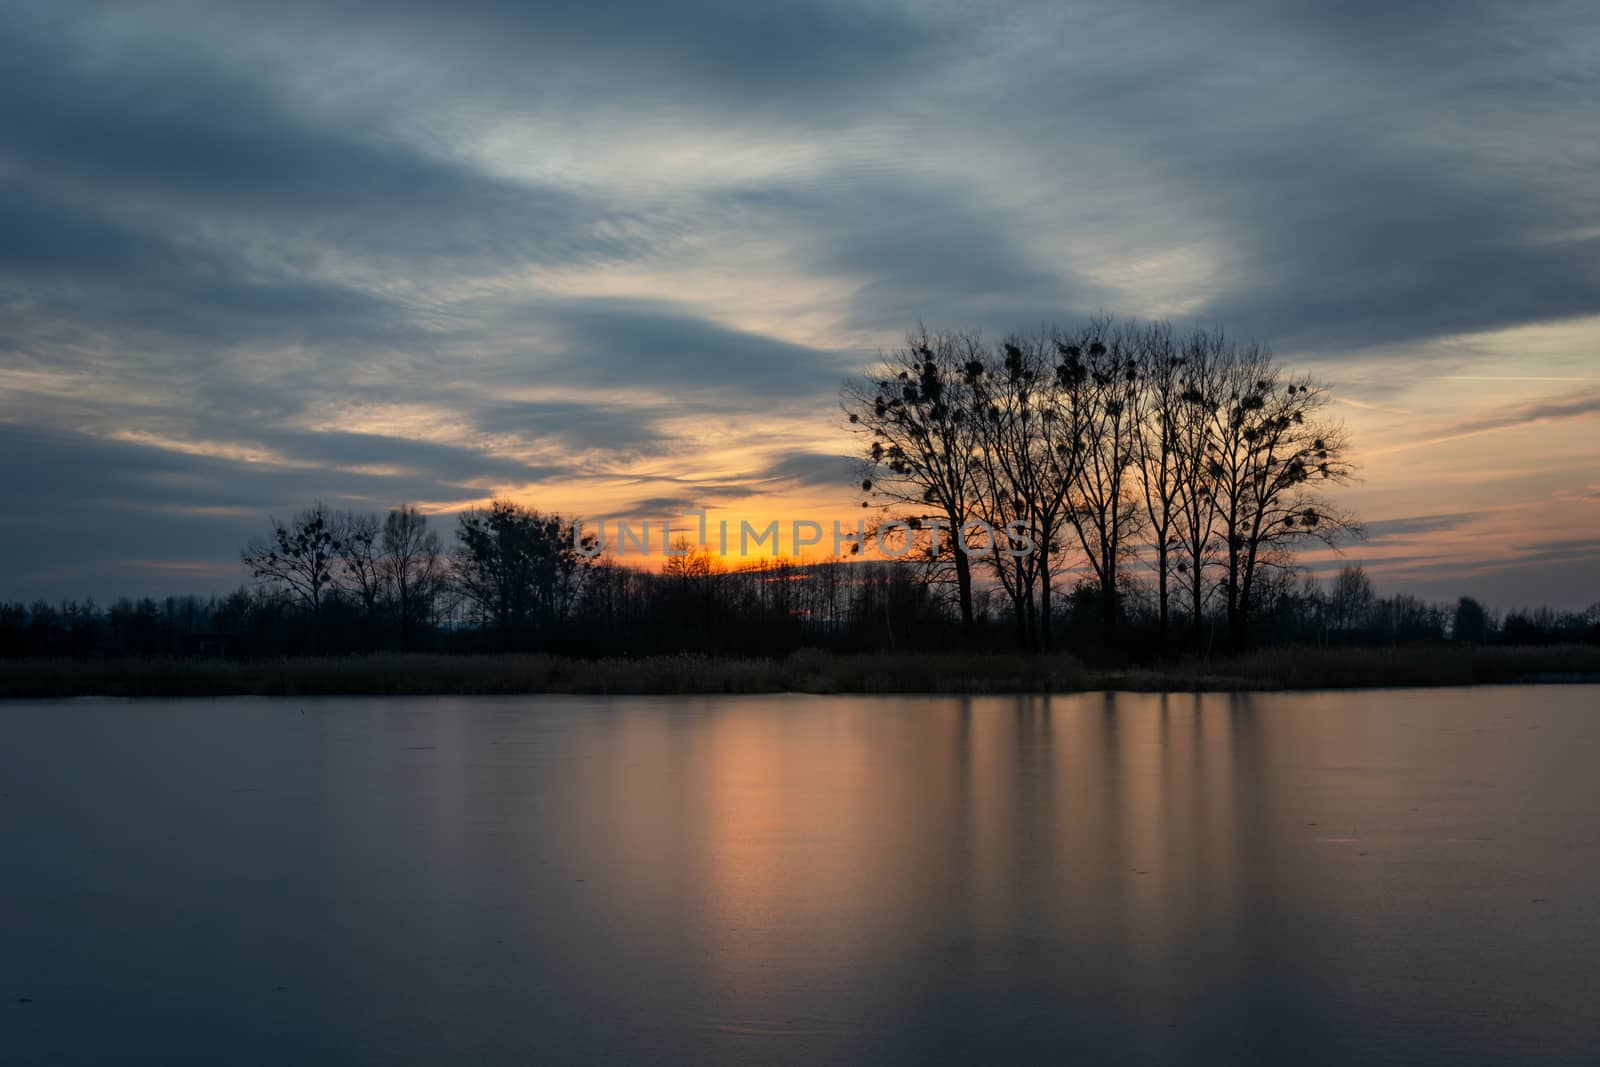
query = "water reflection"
(3, 689, 1597, 1065)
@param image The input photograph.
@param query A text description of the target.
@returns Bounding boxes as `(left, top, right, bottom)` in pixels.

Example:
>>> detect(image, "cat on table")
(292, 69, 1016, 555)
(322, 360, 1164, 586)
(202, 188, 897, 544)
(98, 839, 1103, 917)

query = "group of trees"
(228, 498, 952, 655)
(236, 499, 610, 652)
(844, 319, 1357, 651)
(240, 503, 447, 650)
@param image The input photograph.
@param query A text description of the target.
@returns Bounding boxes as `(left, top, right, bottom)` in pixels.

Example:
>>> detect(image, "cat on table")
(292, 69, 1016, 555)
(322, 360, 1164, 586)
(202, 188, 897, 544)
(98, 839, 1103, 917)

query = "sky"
(1, 0, 1597, 610)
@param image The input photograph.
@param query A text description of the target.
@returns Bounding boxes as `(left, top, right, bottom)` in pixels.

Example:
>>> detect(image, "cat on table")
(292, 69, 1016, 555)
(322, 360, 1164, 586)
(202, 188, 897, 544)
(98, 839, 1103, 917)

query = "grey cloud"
(615, 496, 705, 517)
(246, 427, 567, 488)
(1, 12, 634, 274)
(1192, 148, 1600, 350)
(9, 427, 494, 509)
(614, 488, 752, 516)
(0, 182, 403, 351)
(971, 0, 1600, 350)
(280, 0, 947, 117)
(1503, 537, 1600, 564)
(610, 477, 760, 514)
(527, 299, 860, 398)
(1360, 512, 1481, 543)
(733, 178, 1100, 335)
(472, 400, 671, 457)
(756, 452, 861, 492)
(1441, 393, 1600, 440)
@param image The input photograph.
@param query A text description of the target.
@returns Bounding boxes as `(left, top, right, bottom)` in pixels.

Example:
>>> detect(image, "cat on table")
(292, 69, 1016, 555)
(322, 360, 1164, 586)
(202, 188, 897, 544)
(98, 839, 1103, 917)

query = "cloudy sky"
(2, 0, 1598, 608)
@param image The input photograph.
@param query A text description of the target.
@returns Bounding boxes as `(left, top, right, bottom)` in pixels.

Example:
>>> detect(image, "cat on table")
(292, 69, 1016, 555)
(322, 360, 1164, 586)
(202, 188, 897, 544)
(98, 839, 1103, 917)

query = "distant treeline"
(1, 495, 1594, 661)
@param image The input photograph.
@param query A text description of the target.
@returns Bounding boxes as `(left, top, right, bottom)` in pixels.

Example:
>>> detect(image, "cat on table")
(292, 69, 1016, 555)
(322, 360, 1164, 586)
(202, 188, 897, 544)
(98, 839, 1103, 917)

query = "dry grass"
(1, 644, 1597, 699)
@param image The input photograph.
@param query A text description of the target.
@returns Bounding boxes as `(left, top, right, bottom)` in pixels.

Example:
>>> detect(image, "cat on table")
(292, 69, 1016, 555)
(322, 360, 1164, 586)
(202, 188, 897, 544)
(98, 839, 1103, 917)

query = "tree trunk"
(1038, 543, 1053, 652)
(1100, 544, 1118, 642)
(1225, 579, 1247, 653)
(1156, 544, 1169, 652)
(953, 548, 975, 638)
(1190, 552, 1205, 647)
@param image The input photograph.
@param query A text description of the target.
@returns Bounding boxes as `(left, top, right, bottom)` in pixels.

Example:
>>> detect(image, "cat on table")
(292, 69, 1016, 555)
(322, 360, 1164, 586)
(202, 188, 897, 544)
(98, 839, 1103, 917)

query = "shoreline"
(2, 645, 1597, 699)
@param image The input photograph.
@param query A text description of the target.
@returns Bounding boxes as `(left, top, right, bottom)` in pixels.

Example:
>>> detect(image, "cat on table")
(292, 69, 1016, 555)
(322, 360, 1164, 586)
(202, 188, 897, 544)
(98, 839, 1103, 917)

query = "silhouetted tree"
(967, 334, 1072, 649)
(452, 499, 593, 648)
(1209, 350, 1357, 647)
(381, 505, 444, 650)
(1057, 321, 1145, 640)
(336, 510, 385, 631)
(1451, 596, 1490, 644)
(1327, 564, 1376, 634)
(662, 537, 726, 637)
(845, 327, 987, 637)
(1169, 329, 1229, 644)
(241, 503, 345, 627)
(1130, 321, 1186, 647)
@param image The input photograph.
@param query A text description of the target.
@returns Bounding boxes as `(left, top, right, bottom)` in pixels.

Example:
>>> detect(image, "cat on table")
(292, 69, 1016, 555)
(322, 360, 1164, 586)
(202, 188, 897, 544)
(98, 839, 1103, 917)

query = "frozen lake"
(3, 688, 1598, 1064)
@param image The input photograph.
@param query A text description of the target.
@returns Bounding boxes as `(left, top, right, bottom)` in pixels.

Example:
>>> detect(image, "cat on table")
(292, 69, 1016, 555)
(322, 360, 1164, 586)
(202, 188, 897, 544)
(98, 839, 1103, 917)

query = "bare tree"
(661, 537, 725, 581)
(336, 510, 385, 627)
(241, 502, 345, 623)
(844, 327, 987, 638)
(966, 334, 1081, 649)
(1209, 350, 1359, 647)
(1327, 563, 1376, 634)
(1057, 321, 1146, 639)
(662, 536, 725, 633)
(1129, 321, 1185, 648)
(1168, 330, 1230, 643)
(381, 505, 443, 649)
